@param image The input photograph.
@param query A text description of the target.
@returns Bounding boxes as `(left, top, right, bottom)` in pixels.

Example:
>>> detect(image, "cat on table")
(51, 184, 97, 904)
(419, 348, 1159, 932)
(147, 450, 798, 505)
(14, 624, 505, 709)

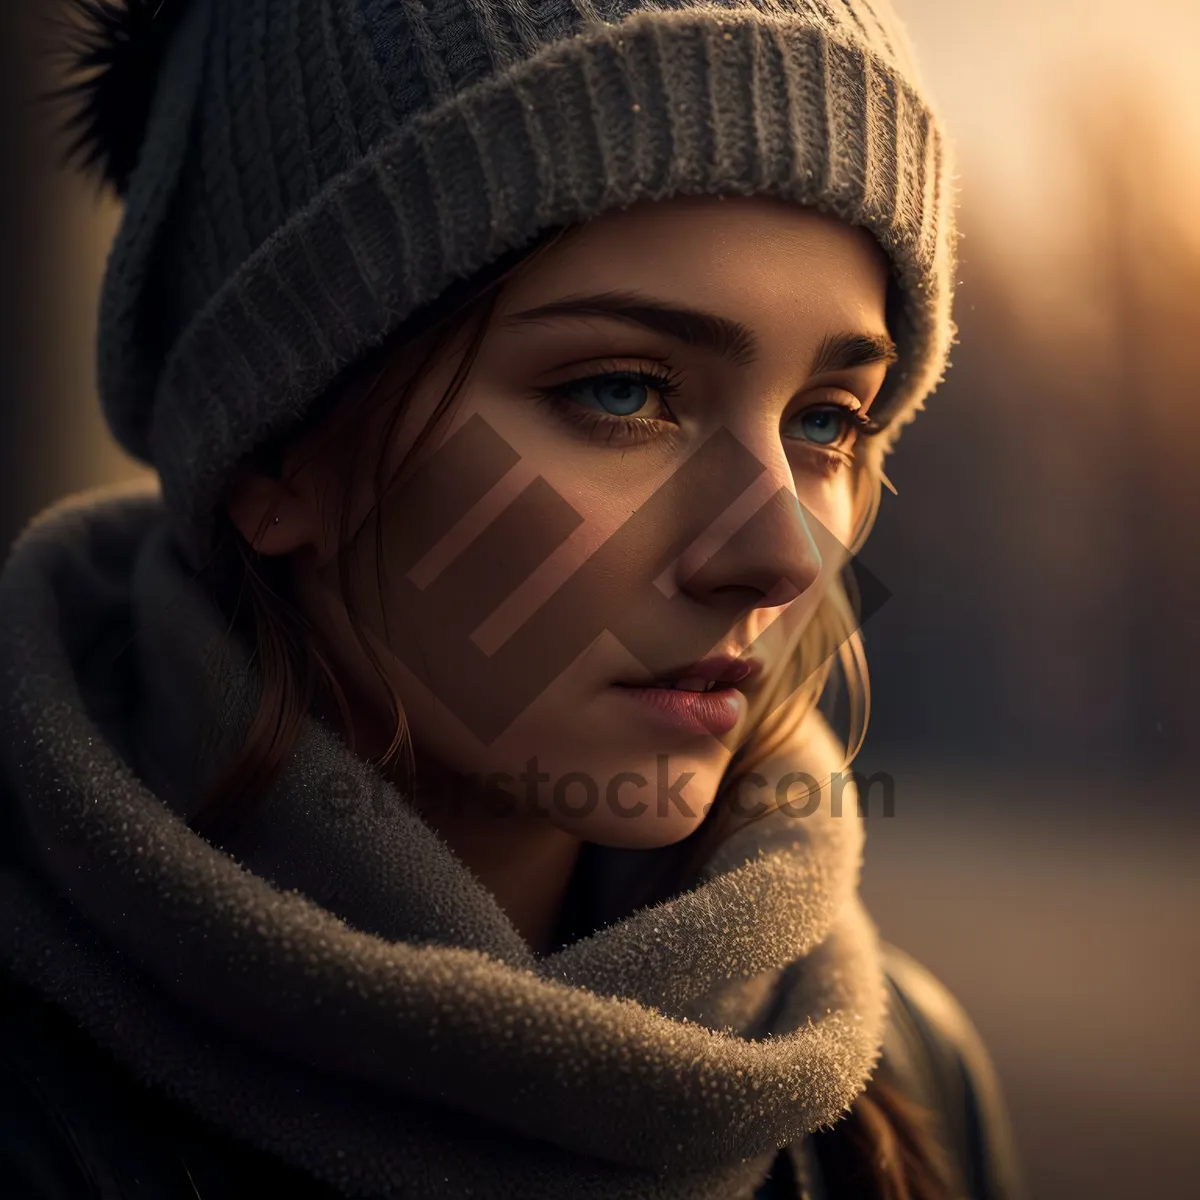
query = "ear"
(224, 465, 319, 556)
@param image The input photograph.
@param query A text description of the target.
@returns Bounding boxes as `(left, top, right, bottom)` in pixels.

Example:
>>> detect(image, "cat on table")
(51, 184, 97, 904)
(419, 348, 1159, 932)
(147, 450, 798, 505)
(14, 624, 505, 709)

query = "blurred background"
(3, 2, 1198, 1197)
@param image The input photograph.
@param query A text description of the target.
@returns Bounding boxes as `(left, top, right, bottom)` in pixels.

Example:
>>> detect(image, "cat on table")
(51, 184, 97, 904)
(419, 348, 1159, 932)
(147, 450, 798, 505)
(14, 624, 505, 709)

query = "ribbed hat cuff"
(149, 8, 957, 570)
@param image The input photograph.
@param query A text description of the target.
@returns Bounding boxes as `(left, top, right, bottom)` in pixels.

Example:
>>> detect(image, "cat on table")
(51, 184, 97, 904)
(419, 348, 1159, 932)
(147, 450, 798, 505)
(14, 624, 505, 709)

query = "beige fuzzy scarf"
(0, 483, 886, 1200)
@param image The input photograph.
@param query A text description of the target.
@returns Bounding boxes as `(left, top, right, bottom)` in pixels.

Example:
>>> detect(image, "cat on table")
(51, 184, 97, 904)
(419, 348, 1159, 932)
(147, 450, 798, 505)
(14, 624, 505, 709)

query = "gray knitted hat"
(67, 0, 958, 568)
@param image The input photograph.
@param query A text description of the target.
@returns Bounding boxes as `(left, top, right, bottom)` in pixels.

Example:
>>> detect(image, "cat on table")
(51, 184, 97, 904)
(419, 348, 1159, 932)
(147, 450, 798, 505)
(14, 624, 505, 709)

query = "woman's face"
(247, 194, 894, 849)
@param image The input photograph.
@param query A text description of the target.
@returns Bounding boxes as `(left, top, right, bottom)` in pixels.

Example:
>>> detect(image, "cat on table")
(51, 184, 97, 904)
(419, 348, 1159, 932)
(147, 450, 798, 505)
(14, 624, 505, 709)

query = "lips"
(617, 655, 761, 694)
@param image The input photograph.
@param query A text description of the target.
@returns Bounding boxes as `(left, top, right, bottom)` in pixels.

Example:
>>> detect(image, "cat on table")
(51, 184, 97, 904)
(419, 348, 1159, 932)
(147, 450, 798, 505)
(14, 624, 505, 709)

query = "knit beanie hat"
(61, 0, 959, 568)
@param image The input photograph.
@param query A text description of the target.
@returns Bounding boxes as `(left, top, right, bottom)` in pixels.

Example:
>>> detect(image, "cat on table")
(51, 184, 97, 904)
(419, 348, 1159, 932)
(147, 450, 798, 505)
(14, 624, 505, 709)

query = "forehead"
(497, 194, 892, 336)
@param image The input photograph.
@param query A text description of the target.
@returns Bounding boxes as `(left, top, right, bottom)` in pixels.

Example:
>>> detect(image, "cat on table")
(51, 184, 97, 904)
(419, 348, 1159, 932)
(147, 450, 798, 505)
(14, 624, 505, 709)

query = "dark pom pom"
(44, 0, 186, 196)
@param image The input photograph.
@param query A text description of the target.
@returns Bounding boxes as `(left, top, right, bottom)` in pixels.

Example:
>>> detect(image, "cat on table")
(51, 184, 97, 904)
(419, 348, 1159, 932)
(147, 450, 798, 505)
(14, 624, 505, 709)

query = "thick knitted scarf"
(0, 482, 887, 1200)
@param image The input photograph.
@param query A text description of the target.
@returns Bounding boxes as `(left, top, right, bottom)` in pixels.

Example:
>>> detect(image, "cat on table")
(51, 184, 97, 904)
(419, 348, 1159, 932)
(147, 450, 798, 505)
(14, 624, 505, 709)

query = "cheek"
(313, 391, 680, 752)
(792, 468, 859, 561)
(434, 386, 690, 603)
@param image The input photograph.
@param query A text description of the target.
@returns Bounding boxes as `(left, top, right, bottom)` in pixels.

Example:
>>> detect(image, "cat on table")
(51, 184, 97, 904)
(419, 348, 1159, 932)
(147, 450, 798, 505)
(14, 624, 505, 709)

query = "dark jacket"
(0, 943, 1022, 1200)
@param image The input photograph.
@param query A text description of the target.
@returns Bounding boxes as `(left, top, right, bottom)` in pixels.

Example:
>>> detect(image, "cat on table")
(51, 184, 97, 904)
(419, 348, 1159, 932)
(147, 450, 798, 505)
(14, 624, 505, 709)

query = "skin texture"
(227, 193, 893, 952)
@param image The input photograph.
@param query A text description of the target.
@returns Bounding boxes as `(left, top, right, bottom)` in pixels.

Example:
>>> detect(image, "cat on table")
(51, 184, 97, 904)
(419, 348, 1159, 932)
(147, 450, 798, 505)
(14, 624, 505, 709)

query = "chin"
(551, 807, 713, 851)
(538, 751, 726, 850)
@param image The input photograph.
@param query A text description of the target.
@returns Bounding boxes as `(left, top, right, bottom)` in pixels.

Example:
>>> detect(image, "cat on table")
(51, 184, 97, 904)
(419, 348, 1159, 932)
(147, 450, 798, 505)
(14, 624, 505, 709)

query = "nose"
(673, 470, 823, 611)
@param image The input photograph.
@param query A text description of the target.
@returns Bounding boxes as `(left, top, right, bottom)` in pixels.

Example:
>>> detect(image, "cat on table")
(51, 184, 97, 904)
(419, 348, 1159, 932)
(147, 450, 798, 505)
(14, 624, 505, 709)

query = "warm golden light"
(16, 9, 1199, 1198)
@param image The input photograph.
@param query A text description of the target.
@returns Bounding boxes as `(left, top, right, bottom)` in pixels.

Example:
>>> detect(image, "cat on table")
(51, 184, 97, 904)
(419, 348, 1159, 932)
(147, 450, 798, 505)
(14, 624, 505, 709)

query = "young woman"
(0, 1, 1023, 1197)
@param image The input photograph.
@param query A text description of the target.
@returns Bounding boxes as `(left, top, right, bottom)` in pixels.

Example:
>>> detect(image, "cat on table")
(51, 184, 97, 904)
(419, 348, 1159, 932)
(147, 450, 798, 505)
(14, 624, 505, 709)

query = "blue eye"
(787, 405, 852, 446)
(563, 374, 654, 416)
(534, 364, 684, 447)
(550, 367, 683, 419)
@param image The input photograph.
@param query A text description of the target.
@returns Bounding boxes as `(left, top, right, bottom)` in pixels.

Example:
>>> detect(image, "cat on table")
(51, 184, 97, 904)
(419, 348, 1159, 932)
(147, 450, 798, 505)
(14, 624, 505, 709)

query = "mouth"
(610, 656, 762, 738)
(614, 655, 763, 694)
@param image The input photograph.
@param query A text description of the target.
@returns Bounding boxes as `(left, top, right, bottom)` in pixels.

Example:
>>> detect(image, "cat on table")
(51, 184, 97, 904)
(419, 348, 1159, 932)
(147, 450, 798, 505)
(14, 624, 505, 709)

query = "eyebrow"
(501, 289, 899, 377)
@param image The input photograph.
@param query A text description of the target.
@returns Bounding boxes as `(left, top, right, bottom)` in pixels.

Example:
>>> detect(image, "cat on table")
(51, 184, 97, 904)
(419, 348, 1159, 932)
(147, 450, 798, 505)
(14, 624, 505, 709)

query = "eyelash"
(531, 358, 882, 467)
(532, 360, 688, 449)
